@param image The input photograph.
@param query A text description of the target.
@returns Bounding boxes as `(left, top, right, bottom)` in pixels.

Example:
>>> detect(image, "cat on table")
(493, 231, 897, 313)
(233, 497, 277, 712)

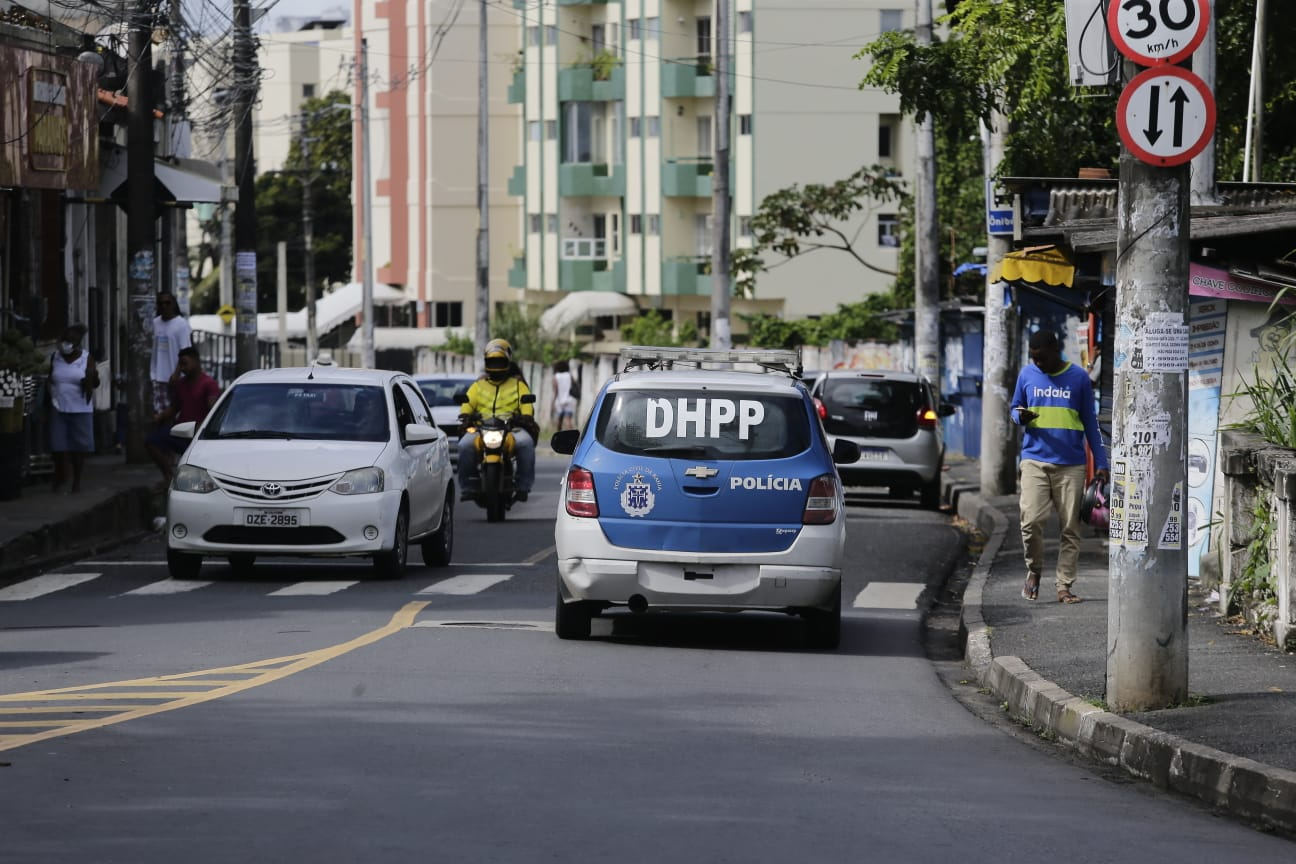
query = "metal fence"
(190, 330, 280, 390)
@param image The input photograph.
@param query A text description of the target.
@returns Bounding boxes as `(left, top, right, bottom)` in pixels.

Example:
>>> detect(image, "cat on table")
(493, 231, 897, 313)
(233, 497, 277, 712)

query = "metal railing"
(191, 330, 281, 389)
(562, 237, 608, 259)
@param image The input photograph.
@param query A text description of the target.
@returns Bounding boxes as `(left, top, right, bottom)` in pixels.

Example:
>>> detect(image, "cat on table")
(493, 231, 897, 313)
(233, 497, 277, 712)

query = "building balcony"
(661, 56, 715, 99)
(507, 165, 526, 197)
(558, 63, 625, 102)
(507, 66, 525, 104)
(662, 257, 712, 296)
(508, 256, 527, 288)
(661, 158, 713, 198)
(560, 256, 626, 293)
(559, 162, 625, 197)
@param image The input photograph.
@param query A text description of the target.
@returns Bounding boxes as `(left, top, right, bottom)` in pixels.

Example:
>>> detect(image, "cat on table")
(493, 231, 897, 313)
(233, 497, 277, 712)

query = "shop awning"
(989, 245, 1075, 288)
(98, 144, 223, 206)
(539, 291, 639, 336)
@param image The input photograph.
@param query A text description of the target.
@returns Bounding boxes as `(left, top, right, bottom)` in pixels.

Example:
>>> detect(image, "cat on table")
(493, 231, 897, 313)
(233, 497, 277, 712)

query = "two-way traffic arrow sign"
(1116, 66, 1216, 167)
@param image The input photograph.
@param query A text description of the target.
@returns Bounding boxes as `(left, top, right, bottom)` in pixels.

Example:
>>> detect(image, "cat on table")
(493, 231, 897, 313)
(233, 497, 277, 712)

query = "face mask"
(59, 342, 75, 356)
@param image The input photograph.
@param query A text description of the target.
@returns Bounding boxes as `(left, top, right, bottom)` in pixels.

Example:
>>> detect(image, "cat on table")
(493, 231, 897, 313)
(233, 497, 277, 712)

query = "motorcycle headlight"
(331, 467, 385, 495)
(173, 464, 218, 494)
(481, 429, 506, 448)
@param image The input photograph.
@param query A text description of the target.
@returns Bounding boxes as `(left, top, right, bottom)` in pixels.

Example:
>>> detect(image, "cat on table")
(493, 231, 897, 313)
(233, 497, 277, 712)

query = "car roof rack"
(619, 346, 803, 377)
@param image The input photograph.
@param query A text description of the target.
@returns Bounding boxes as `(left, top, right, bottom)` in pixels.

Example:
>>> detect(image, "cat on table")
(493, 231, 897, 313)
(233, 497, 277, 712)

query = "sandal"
(1021, 575, 1040, 601)
(1058, 590, 1083, 604)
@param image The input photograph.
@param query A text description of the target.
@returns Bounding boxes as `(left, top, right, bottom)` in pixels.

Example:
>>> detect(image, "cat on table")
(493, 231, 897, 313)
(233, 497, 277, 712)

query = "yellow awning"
(990, 245, 1075, 288)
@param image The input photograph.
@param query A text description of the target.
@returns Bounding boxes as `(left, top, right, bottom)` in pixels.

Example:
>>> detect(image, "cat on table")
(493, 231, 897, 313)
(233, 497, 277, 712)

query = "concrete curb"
(0, 485, 158, 580)
(953, 486, 1296, 836)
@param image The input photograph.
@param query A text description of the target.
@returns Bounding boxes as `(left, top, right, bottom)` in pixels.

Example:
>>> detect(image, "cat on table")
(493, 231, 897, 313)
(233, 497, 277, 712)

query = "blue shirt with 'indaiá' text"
(1009, 361, 1108, 470)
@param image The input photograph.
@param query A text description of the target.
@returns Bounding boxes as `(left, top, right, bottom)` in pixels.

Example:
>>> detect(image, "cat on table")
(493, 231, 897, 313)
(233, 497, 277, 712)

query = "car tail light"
(813, 397, 827, 420)
(916, 406, 939, 429)
(803, 474, 839, 525)
(565, 467, 599, 518)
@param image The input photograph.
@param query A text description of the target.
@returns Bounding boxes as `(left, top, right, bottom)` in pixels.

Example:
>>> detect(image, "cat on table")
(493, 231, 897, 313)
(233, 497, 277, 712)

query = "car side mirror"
(551, 429, 580, 455)
(938, 402, 957, 418)
(404, 423, 438, 444)
(832, 438, 861, 465)
(171, 421, 197, 439)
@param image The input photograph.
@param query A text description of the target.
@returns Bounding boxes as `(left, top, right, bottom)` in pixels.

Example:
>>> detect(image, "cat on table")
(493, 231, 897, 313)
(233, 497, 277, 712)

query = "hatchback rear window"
(594, 389, 810, 460)
(201, 383, 389, 442)
(819, 378, 924, 438)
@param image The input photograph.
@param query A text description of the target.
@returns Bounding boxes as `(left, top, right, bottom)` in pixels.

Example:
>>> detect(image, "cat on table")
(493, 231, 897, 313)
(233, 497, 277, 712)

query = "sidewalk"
(943, 458, 1296, 835)
(0, 454, 160, 579)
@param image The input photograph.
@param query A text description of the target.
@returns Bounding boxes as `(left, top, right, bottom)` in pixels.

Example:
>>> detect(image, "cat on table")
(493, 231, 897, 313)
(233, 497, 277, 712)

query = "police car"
(550, 347, 860, 648)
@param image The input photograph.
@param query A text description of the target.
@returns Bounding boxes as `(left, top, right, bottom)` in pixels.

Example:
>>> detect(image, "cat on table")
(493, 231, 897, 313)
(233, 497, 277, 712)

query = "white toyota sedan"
(165, 365, 455, 580)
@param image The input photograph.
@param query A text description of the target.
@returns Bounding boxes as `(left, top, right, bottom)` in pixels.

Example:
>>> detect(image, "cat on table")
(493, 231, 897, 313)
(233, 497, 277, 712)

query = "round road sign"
(1107, 0, 1209, 66)
(1117, 66, 1215, 167)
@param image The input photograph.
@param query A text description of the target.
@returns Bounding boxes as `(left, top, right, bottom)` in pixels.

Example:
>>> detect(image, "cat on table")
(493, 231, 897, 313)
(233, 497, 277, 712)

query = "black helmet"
(484, 338, 512, 380)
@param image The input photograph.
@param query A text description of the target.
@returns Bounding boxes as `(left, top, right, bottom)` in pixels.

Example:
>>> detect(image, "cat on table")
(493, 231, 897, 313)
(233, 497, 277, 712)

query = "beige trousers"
(1019, 459, 1087, 592)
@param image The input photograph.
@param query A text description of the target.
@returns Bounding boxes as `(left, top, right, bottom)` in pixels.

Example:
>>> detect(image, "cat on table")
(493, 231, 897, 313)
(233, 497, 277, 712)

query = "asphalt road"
(0, 460, 1291, 861)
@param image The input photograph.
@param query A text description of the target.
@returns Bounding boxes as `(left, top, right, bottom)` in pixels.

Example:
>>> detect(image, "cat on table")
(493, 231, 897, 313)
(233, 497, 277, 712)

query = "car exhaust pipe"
(628, 594, 648, 614)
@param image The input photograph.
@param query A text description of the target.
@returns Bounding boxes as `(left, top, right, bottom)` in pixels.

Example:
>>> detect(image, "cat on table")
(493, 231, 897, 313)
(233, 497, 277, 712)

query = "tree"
(253, 91, 354, 311)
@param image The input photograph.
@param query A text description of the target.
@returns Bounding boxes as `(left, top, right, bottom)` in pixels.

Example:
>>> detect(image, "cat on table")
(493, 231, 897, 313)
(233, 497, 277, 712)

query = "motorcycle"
(459, 392, 536, 522)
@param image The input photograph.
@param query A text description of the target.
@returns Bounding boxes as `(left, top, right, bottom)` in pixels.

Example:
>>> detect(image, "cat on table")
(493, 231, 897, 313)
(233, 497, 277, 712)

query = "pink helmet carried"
(1081, 478, 1109, 531)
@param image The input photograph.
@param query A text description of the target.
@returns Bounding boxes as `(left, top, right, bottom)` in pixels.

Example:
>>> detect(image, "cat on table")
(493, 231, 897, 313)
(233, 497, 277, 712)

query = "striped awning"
(990, 245, 1075, 288)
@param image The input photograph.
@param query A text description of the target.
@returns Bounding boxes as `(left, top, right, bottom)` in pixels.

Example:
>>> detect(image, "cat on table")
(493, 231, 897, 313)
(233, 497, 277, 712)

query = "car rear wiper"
(214, 430, 295, 439)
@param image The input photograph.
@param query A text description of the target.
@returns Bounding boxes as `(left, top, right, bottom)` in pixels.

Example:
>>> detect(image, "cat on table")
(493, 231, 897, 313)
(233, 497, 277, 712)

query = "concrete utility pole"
(474, 2, 490, 366)
(913, 0, 941, 388)
(359, 38, 376, 369)
(233, 0, 259, 374)
(125, 3, 155, 464)
(1242, 0, 1267, 181)
(979, 113, 1017, 496)
(1190, 1, 1216, 204)
(302, 141, 319, 363)
(1106, 63, 1191, 711)
(710, 0, 732, 350)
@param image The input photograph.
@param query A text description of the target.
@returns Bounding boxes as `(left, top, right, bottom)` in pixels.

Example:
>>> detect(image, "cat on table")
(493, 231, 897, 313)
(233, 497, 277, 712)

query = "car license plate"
(857, 448, 890, 462)
(236, 508, 308, 527)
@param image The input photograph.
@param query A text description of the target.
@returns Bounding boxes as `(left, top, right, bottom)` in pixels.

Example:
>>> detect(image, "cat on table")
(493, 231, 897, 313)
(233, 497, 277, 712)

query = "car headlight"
(331, 467, 385, 495)
(481, 429, 506, 448)
(173, 464, 218, 494)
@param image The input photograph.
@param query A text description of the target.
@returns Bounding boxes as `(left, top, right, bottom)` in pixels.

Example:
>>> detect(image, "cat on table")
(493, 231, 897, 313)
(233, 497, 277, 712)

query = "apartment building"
(508, 0, 913, 337)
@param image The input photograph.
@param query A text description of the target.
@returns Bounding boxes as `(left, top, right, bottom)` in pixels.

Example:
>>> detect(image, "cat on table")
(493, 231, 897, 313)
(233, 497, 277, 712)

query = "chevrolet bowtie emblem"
(684, 466, 719, 479)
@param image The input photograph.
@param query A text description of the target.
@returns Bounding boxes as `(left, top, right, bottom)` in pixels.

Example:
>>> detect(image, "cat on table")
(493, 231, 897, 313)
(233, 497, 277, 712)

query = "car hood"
(184, 439, 389, 481)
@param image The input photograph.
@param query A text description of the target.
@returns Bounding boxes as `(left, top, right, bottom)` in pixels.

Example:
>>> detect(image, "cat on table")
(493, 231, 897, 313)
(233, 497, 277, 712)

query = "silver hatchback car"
(809, 370, 955, 509)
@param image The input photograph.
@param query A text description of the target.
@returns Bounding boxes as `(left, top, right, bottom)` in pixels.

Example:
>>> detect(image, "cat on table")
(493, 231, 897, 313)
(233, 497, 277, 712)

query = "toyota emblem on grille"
(684, 466, 719, 479)
(262, 482, 283, 497)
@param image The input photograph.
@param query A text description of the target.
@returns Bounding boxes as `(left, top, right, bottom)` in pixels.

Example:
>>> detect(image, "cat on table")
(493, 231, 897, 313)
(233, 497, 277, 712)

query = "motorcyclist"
(457, 339, 538, 502)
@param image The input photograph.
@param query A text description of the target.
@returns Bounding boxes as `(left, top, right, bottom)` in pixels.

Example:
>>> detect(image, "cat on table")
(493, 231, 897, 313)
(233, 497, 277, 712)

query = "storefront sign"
(1189, 262, 1296, 306)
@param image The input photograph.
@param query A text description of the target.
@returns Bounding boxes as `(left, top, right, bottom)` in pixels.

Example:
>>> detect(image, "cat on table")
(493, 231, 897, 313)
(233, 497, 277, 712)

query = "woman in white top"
(551, 359, 577, 431)
(48, 323, 99, 493)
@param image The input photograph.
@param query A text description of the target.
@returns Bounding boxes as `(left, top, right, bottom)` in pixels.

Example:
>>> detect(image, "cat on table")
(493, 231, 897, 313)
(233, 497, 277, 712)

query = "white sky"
(260, 0, 352, 33)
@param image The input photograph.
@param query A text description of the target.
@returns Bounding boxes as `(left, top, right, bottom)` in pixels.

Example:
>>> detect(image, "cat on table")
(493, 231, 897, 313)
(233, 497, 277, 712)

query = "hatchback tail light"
(916, 406, 939, 430)
(813, 397, 827, 420)
(565, 467, 599, 518)
(803, 474, 839, 525)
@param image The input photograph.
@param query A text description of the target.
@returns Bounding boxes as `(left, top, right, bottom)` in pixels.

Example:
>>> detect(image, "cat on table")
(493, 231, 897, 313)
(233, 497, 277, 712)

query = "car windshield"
(819, 377, 923, 438)
(595, 388, 811, 460)
(201, 383, 389, 442)
(418, 377, 475, 407)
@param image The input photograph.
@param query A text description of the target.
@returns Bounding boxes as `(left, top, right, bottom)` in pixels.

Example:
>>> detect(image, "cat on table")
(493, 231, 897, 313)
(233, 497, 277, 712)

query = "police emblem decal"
(620, 472, 656, 517)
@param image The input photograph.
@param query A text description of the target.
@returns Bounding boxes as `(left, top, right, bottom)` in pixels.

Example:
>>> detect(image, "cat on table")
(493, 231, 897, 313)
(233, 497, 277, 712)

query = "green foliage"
(440, 331, 476, 356)
(590, 49, 622, 82)
(490, 304, 576, 364)
(742, 295, 900, 349)
(1215, 0, 1296, 181)
(620, 309, 700, 348)
(1233, 496, 1277, 621)
(1228, 351, 1296, 448)
(0, 328, 49, 375)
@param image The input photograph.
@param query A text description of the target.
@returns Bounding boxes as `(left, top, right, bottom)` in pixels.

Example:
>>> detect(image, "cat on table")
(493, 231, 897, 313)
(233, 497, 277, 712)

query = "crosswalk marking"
(268, 581, 361, 597)
(852, 582, 926, 609)
(122, 578, 214, 596)
(0, 572, 101, 602)
(418, 574, 513, 595)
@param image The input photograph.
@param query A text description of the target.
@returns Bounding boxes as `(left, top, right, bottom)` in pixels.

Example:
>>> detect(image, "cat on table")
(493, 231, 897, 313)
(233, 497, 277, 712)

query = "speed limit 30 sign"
(1117, 66, 1216, 167)
(1108, 0, 1210, 66)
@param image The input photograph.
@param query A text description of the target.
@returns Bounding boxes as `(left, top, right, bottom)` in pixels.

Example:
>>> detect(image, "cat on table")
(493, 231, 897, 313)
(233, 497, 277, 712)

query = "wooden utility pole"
(913, 0, 940, 388)
(125, 3, 155, 463)
(710, 0, 732, 350)
(233, 0, 259, 374)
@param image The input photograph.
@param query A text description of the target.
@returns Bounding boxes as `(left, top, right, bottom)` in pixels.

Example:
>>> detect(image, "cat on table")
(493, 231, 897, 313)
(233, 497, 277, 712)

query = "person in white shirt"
(551, 359, 578, 432)
(150, 292, 192, 419)
(48, 323, 99, 493)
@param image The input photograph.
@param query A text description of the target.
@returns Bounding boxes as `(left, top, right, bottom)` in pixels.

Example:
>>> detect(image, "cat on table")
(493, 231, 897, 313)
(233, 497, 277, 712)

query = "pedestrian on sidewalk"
(48, 323, 99, 494)
(146, 347, 220, 490)
(1011, 329, 1109, 604)
(551, 359, 578, 432)
(150, 291, 192, 423)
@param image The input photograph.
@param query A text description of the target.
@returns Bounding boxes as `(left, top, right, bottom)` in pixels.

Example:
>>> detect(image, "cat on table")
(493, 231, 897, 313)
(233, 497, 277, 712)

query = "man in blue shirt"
(1011, 330, 1109, 604)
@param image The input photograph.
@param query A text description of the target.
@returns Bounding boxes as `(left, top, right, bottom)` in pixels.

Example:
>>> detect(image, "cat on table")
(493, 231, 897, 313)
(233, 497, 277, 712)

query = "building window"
(878, 214, 899, 247)
(528, 214, 542, 233)
(528, 121, 541, 142)
(547, 213, 558, 233)
(302, 83, 315, 99)
(646, 115, 660, 138)
(647, 214, 660, 236)
(739, 114, 752, 135)
(527, 26, 540, 47)
(433, 302, 463, 328)
(644, 17, 659, 40)
(879, 115, 897, 159)
(629, 18, 641, 40)
(545, 25, 558, 46)
(630, 214, 642, 234)
(545, 120, 557, 140)
(880, 10, 904, 33)
(629, 116, 641, 138)
(738, 11, 753, 34)
(739, 216, 754, 237)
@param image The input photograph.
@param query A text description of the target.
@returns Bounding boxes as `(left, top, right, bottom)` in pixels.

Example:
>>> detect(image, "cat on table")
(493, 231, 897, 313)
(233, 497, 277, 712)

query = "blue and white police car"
(549, 347, 860, 648)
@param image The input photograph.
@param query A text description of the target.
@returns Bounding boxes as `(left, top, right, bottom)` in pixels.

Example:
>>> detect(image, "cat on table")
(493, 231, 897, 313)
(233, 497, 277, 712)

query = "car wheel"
(421, 492, 454, 567)
(920, 472, 942, 509)
(554, 585, 593, 640)
(803, 592, 841, 650)
(227, 552, 256, 574)
(167, 548, 203, 580)
(372, 506, 409, 580)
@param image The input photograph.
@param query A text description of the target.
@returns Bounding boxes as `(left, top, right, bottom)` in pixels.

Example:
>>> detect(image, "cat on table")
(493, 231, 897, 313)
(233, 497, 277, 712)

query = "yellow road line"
(0, 601, 428, 752)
